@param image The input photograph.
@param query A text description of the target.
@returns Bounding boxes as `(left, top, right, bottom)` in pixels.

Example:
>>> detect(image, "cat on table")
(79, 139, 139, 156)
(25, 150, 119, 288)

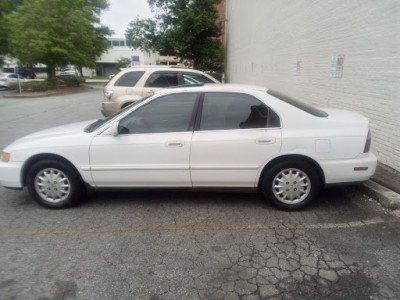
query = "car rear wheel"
(262, 160, 321, 210)
(27, 159, 84, 209)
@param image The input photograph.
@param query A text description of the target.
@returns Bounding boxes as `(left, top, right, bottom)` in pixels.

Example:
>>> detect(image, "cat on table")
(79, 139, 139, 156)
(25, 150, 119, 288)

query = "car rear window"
(182, 73, 215, 84)
(267, 90, 328, 117)
(114, 71, 145, 87)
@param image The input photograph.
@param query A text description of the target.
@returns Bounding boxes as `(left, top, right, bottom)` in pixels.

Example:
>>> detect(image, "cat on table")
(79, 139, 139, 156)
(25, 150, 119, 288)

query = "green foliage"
(8, 80, 52, 92)
(125, 0, 224, 72)
(125, 18, 159, 53)
(8, 77, 85, 91)
(0, 0, 24, 63)
(6, 0, 112, 80)
(60, 77, 86, 87)
(115, 57, 132, 69)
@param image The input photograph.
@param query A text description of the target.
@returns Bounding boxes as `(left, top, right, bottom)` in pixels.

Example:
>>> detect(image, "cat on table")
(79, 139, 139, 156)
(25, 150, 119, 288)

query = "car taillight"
(363, 130, 371, 153)
(104, 90, 113, 101)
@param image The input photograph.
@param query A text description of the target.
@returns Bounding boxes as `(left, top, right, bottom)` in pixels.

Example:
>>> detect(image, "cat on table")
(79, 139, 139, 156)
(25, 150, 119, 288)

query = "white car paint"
(0, 73, 23, 88)
(0, 84, 377, 209)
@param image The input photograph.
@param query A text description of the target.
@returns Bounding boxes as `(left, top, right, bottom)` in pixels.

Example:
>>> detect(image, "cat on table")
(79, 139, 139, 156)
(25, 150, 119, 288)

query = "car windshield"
(84, 96, 150, 133)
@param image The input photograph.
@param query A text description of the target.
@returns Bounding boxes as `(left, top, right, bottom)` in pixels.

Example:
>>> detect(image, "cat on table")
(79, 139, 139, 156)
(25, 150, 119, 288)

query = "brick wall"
(225, 0, 400, 171)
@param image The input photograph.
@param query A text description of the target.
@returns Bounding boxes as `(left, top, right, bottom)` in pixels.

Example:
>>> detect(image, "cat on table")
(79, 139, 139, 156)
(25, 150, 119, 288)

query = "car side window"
(199, 93, 280, 130)
(145, 72, 179, 87)
(114, 71, 145, 87)
(118, 93, 198, 134)
(182, 73, 215, 84)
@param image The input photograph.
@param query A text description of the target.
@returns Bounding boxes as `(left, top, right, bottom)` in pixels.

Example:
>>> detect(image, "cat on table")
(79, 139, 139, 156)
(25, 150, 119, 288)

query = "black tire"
(262, 159, 321, 210)
(27, 159, 84, 209)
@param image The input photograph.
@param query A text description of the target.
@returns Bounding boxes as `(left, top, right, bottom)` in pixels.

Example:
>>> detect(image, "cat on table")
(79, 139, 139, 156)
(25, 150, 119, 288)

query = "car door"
(190, 92, 282, 187)
(90, 92, 199, 187)
(142, 71, 179, 97)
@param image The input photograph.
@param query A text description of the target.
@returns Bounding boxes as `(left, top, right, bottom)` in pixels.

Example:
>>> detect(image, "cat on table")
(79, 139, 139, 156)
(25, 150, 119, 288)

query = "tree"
(125, 0, 224, 72)
(0, 0, 24, 66)
(115, 57, 132, 69)
(6, 0, 112, 80)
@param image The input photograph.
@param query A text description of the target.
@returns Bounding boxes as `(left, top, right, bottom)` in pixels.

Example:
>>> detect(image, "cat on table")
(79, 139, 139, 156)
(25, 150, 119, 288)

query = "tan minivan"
(102, 66, 220, 116)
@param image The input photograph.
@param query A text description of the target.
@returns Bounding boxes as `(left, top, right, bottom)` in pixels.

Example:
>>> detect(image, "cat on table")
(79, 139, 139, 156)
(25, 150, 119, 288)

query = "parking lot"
(1, 87, 400, 299)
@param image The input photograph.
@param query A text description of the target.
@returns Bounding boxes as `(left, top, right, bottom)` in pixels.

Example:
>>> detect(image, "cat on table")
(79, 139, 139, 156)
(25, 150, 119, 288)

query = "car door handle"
(167, 141, 185, 147)
(256, 137, 276, 144)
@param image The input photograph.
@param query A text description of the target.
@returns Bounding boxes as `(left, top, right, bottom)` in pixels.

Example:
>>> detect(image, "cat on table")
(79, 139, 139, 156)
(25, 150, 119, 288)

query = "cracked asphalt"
(1, 87, 400, 299)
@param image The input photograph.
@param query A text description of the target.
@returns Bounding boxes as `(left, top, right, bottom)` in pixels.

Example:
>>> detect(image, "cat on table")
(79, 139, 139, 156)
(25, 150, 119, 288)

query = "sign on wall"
(294, 60, 301, 75)
(330, 55, 344, 78)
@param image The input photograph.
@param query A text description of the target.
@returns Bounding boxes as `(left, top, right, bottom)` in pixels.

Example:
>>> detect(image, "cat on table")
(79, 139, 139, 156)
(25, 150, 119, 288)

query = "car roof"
(153, 83, 269, 96)
(119, 65, 209, 73)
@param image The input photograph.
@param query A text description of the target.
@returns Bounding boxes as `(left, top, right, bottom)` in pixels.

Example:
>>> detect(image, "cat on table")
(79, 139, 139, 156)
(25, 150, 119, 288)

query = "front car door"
(89, 93, 199, 187)
(190, 92, 282, 187)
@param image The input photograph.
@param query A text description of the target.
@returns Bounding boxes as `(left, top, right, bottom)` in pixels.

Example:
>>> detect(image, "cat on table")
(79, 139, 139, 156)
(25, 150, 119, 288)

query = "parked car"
(56, 70, 79, 79)
(0, 84, 377, 210)
(0, 73, 22, 88)
(16, 68, 36, 79)
(102, 66, 220, 116)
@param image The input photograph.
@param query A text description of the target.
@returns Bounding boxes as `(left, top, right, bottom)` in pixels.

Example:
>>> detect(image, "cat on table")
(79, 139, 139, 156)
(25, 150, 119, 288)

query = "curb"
(361, 180, 400, 210)
(2, 85, 93, 99)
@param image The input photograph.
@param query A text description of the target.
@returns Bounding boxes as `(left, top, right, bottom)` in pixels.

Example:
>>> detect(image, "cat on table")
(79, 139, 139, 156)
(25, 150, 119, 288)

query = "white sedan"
(0, 73, 22, 88)
(0, 84, 377, 210)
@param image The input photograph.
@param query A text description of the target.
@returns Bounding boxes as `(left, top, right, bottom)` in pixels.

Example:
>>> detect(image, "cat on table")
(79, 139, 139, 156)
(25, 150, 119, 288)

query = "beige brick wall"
(225, 0, 400, 171)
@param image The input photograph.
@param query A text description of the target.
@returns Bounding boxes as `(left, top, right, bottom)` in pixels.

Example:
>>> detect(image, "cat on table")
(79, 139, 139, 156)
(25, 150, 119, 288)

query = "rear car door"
(142, 71, 179, 97)
(190, 92, 282, 187)
(113, 70, 145, 98)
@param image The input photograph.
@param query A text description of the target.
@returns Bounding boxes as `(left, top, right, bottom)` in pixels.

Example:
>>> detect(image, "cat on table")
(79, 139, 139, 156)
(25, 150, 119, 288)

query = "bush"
(8, 81, 52, 91)
(59, 77, 85, 87)
(7, 77, 86, 92)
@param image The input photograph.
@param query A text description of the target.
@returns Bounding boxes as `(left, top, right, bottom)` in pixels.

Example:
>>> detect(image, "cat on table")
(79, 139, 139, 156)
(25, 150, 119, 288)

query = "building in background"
(225, 0, 400, 172)
(94, 38, 159, 77)
(1, 38, 160, 78)
(215, 0, 226, 45)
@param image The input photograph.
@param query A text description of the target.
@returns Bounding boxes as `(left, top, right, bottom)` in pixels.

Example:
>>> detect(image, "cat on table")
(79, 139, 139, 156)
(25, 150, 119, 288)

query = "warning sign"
(330, 55, 344, 78)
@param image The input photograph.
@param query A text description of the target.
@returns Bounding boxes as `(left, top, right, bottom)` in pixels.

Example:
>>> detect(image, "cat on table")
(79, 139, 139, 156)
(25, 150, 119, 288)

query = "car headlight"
(0, 152, 10, 162)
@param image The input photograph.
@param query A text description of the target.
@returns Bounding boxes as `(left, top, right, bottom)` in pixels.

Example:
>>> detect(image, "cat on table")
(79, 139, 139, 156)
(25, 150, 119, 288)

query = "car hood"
(6, 120, 95, 149)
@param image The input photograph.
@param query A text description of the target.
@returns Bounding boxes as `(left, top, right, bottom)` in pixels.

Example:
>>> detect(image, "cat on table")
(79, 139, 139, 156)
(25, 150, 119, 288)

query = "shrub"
(8, 81, 52, 91)
(7, 78, 86, 92)
(59, 77, 85, 87)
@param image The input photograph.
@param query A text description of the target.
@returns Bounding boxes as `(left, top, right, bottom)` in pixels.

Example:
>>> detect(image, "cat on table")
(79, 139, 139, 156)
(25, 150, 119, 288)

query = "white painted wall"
(99, 44, 159, 66)
(225, 0, 400, 171)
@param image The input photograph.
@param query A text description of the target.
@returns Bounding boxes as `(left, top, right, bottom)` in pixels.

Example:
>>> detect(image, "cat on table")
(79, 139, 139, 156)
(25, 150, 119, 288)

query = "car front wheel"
(262, 160, 321, 210)
(27, 159, 84, 209)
